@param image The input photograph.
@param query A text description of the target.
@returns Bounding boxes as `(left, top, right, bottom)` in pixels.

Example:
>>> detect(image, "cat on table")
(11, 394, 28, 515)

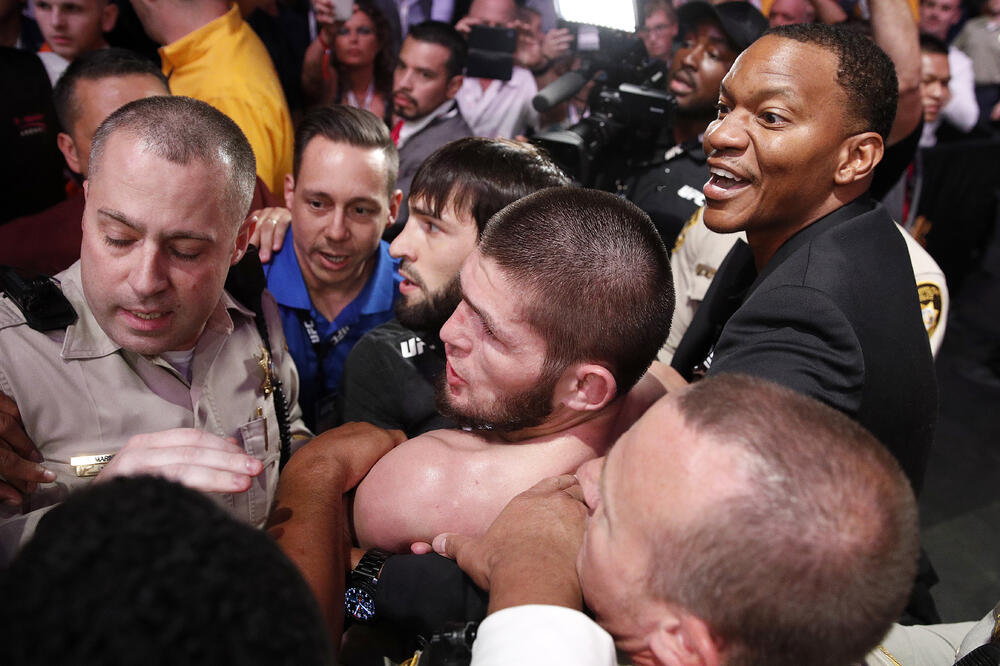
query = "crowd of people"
(1, 0, 998, 663)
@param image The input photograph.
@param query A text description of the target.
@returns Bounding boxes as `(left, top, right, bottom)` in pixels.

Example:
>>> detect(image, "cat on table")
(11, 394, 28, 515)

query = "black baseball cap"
(677, 1, 769, 53)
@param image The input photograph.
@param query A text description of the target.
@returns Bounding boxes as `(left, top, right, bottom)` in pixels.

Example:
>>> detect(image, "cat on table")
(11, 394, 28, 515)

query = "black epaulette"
(0, 266, 77, 331)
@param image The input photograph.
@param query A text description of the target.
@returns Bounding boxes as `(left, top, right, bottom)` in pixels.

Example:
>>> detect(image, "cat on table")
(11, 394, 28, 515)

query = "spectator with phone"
(302, 0, 396, 122)
(453, 0, 539, 138)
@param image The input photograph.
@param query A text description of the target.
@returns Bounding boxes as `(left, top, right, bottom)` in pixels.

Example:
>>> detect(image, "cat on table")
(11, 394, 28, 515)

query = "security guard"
(0, 97, 309, 561)
(660, 208, 949, 364)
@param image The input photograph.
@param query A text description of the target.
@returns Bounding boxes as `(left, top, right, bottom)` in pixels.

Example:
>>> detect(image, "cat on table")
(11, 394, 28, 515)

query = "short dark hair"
(90, 95, 256, 227)
(654, 374, 919, 666)
(292, 105, 399, 196)
(919, 31, 949, 55)
(766, 23, 898, 142)
(0, 476, 334, 666)
(407, 21, 468, 79)
(409, 137, 569, 236)
(478, 187, 673, 395)
(52, 47, 168, 134)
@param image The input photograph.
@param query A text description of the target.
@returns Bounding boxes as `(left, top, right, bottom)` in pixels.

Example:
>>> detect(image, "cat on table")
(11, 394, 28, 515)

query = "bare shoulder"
(352, 429, 490, 551)
(352, 427, 602, 552)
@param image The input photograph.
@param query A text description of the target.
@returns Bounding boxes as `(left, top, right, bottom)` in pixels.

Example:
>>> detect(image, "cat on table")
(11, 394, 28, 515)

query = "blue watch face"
(345, 587, 376, 622)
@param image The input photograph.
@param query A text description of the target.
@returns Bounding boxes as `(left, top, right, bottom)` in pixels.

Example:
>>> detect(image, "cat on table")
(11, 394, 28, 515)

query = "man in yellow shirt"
(130, 0, 294, 194)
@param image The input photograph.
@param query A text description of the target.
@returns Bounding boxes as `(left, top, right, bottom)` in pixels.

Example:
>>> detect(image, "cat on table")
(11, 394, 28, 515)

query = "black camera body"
(531, 32, 676, 188)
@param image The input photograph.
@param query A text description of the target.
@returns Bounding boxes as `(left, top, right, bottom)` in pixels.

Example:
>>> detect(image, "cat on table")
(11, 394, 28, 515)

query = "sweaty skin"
(351, 368, 680, 551)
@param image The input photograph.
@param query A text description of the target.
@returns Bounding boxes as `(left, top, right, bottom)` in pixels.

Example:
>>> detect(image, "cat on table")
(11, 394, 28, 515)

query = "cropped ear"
(231, 215, 253, 265)
(57, 132, 82, 175)
(445, 74, 464, 99)
(388, 188, 403, 225)
(834, 131, 883, 186)
(647, 610, 721, 666)
(100, 1, 119, 33)
(557, 363, 617, 413)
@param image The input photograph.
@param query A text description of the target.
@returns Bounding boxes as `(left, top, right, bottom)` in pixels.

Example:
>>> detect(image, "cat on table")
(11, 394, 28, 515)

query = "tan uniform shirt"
(0, 262, 310, 560)
(658, 208, 949, 364)
(866, 602, 999, 665)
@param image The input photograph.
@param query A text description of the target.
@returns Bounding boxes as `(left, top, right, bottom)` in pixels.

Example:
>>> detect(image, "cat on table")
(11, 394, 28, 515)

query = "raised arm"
(807, 0, 848, 25)
(870, 0, 922, 145)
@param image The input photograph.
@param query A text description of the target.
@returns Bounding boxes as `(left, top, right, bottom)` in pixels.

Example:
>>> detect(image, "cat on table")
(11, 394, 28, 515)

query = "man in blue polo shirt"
(264, 106, 403, 431)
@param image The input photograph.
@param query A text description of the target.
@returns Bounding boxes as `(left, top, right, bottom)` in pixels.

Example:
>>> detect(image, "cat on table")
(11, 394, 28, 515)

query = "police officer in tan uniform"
(0, 96, 309, 562)
(659, 207, 949, 364)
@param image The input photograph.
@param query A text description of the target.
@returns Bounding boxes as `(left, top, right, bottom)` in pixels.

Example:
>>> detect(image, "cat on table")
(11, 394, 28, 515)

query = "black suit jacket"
(673, 198, 937, 494)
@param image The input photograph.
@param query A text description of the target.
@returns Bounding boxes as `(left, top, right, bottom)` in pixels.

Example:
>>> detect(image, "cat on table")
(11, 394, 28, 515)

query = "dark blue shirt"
(263, 233, 401, 430)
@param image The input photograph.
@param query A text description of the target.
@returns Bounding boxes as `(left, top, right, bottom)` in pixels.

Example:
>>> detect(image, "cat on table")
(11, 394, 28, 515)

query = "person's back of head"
(409, 137, 569, 235)
(478, 187, 673, 395)
(660, 374, 919, 665)
(0, 475, 334, 666)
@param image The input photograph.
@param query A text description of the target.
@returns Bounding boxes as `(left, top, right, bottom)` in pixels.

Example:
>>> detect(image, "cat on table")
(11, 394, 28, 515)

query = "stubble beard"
(433, 362, 562, 433)
(395, 273, 463, 333)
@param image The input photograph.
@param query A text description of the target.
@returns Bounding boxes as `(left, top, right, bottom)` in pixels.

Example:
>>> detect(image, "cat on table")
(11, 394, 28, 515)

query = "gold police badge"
(917, 282, 943, 339)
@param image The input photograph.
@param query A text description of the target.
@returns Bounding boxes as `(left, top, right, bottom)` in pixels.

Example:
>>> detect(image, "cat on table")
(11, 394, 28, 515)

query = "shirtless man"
(351, 186, 674, 551)
(269, 186, 675, 640)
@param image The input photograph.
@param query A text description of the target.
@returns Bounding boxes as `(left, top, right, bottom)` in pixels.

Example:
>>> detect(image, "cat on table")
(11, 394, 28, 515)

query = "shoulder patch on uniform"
(671, 208, 704, 254)
(0, 295, 29, 330)
(917, 282, 943, 338)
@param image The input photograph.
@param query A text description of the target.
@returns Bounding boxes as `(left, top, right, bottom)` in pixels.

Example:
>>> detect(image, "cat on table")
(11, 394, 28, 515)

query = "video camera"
(530, 1, 676, 188)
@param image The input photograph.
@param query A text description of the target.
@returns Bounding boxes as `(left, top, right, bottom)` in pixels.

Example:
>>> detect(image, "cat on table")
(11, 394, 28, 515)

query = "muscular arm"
(267, 423, 405, 641)
(353, 429, 605, 553)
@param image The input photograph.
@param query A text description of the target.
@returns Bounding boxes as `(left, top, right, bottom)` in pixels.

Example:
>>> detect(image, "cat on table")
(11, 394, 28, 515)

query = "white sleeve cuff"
(471, 605, 617, 666)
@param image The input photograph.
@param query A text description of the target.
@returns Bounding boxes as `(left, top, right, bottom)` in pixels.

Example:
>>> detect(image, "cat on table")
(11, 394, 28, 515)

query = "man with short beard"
(390, 21, 472, 227)
(348, 187, 674, 555)
(336, 137, 569, 437)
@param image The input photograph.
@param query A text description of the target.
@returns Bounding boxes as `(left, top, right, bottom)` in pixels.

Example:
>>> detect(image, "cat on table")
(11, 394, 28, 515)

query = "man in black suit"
(671, 24, 938, 621)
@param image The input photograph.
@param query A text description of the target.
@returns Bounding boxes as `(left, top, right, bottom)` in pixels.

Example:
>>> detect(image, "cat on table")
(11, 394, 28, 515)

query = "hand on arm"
(248, 206, 292, 263)
(95, 428, 262, 492)
(0, 393, 55, 505)
(267, 422, 406, 642)
(433, 475, 587, 615)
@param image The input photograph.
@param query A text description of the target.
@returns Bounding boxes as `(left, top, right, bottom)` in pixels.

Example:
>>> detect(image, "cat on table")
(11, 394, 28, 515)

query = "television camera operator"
(619, 2, 768, 248)
(529, 2, 767, 249)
